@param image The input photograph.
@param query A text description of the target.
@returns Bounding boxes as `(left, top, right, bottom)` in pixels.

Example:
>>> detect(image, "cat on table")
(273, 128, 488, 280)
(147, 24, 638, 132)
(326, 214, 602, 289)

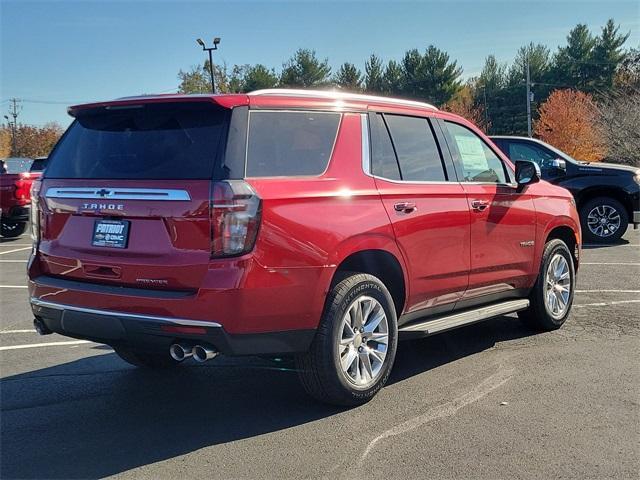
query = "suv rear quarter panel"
(245, 112, 407, 332)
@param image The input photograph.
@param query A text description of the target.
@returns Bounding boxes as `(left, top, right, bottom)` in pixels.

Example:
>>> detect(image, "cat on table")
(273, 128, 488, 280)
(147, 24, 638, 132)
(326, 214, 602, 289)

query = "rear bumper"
(30, 297, 315, 356)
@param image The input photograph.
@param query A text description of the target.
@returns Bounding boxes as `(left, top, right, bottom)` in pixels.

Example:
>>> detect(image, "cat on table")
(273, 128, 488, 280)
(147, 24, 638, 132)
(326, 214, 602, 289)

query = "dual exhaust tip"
(169, 343, 218, 363)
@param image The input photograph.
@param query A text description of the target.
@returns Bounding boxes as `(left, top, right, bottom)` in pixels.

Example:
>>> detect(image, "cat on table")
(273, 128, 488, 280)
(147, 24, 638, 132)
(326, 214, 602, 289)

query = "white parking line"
(0, 243, 32, 247)
(574, 300, 640, 308)
(581, 263, 640, 266)
(0, 329, 36, 334)
(0, 285, 27, 289)
(0, 247, 31, 255)
(0, 260, 28, 263)
(0, 340, 92, 351)
(576, 290, 640, 293)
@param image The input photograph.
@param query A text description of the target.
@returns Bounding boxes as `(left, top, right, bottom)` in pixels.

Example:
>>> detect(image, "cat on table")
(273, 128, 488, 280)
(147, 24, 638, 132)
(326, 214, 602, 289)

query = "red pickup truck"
(0, 158, 42, 238)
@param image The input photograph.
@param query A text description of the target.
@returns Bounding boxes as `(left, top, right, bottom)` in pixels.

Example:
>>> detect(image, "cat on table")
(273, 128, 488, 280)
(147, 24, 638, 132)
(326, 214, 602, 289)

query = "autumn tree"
(534, 89, 605, 161)
(0, 128, 11, 158)
(444, 85, 490, 133)
(0, 123, 64, 158)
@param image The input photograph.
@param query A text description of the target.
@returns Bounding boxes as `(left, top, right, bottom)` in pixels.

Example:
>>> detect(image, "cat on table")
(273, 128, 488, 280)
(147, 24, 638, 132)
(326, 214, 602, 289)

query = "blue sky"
(1, 0, 638, 127)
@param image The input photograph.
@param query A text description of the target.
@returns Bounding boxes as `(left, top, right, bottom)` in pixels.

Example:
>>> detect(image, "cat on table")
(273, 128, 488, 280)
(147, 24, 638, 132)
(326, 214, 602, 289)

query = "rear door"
(368, 112, 470, 319)
(38, 101, 229, 292)
(442, 121, 536, 301)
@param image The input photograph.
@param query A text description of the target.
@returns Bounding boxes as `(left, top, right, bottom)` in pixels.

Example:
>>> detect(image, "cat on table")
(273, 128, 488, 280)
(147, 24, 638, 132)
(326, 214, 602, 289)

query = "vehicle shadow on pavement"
(0, 315, 535, 479)
(582, 238, 630, 249)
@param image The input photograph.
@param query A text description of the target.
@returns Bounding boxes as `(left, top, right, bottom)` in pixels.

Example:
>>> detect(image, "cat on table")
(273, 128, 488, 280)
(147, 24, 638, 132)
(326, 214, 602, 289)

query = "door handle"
(394, 202, 417, 214)
(471, 200, 489, 211)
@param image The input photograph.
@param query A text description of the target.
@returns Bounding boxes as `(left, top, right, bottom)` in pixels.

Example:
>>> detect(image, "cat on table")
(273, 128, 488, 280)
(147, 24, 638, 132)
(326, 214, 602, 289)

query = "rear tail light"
(14, 172, 31, 201)
(210, 180, 262, 257)
(30, 179, 42, 247)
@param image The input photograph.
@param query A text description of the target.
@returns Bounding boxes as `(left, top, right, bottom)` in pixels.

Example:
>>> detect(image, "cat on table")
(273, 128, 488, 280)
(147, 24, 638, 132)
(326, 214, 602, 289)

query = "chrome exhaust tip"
(192, 344, 218, 363)
(169, 343, 193, 362)
(33, 317, 52, 335)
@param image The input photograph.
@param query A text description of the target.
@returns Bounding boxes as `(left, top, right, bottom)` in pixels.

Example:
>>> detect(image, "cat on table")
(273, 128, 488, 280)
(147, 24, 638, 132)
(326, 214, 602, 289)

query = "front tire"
(519, 239, 575, 331)
(580, 196, 628, 244)
(1, 221, 27, 238)
(296, 273, 398, 406)
(114, 346, 180, 369)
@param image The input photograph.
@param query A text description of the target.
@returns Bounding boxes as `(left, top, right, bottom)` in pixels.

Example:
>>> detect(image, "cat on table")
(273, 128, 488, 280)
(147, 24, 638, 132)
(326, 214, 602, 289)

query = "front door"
(442, 121, 536, 302)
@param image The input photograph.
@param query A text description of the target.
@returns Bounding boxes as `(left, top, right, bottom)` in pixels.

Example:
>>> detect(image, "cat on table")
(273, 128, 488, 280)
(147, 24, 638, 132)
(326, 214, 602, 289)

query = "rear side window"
(45, 102, 228, 179)
(383, 114, 446, 182)
(369, 113, 401, 180)
(246, 111, 341, 177)
(445, 122, 508, 183)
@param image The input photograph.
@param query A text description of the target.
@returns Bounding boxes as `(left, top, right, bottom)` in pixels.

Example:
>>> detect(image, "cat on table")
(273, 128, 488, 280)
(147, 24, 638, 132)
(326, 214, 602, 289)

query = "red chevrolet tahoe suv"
(28, 89, 580, 405)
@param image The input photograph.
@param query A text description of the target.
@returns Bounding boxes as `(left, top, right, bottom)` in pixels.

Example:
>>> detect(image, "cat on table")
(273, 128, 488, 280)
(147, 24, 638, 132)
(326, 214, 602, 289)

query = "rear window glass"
(45, 102, 227, 179)
(246, 111, 340, 177)
(2, 158, 33, 174)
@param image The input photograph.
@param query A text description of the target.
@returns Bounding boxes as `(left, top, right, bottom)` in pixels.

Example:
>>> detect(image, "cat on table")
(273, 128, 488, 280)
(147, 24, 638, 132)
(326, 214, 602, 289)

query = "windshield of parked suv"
(45, 102, 228, 179)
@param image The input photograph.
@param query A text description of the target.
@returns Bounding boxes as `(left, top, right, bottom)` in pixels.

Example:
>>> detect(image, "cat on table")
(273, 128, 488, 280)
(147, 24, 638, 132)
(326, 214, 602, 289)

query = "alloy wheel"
(587, 204, 621, 238)
(338, 295, 389, 388)
(544, 254, 571, 319)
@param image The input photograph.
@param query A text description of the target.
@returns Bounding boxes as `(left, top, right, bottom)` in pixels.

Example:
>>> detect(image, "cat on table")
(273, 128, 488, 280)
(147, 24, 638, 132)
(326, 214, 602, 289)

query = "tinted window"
(246, 111, 340, 177)
(369, 113, 401, 180)
(45, 103, 227, 179)
(446, 122, 507, 183)
(30, 158, 48, 172)
(507, 141, 563, 179)
(384, 115, 445, 182)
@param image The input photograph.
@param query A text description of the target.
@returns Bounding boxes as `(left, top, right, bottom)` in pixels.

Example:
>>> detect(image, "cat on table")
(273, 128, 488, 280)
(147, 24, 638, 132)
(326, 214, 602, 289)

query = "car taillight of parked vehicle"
(14, 172, 32, 202)
(210, 180, 262, 257)
(30, 178, 41, 247)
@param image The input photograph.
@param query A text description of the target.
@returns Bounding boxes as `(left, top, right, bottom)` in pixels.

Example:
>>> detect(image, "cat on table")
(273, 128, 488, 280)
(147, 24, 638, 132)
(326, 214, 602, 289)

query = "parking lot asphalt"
(1, 230, 639, 479)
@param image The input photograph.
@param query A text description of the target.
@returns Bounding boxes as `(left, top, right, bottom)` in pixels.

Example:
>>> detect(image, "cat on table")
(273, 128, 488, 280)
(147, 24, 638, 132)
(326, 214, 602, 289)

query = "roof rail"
(248, 88, 438, 111)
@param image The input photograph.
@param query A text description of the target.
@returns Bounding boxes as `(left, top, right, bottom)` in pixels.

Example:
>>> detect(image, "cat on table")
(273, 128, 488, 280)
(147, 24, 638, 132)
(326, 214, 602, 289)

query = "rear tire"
(580, 196, 628, 244)
(114, 346, 180, 369)
(518, 239, 575, 331)
(295, 273, 398, 406)
(1, 221, 27, 238)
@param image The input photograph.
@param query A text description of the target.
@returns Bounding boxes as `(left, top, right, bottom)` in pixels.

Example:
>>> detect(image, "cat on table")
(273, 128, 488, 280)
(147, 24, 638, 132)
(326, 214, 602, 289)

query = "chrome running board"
(399, 299, 530, 335)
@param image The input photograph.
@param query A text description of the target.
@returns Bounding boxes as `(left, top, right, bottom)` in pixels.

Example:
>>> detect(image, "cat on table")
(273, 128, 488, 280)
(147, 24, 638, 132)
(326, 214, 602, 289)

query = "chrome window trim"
(30, 297, 221, 328)
(45, 187, 191, 201)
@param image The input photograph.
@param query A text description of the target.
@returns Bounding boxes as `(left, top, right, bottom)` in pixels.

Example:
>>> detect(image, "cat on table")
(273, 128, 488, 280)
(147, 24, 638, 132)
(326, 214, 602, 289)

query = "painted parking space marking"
(0, 260, 28, 263)
(575, 289, 640, 293)
(0, 247, 31, 255)
(0, 285, 27, 289)
(581, 262, 640, 266)
(0, 243, 32, 247)
(574, 300, 640, 308)
(0, 340, 92, 351)
(0, 330, 36, 334)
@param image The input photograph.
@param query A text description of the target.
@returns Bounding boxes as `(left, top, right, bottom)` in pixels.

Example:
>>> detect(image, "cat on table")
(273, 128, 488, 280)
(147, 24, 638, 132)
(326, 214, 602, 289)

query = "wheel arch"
(545, 225, 580, 270)
(331, 249, 407, 317)
(576, 186, 633, 220)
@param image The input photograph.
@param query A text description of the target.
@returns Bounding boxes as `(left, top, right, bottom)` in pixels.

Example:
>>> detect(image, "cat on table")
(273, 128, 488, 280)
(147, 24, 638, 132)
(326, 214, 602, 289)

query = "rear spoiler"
(68, 94, 249, 117)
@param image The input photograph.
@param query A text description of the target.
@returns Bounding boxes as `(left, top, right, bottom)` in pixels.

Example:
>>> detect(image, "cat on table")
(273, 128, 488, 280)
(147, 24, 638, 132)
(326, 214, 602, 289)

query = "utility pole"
(196, 37, 221, 94)
(4, 98, 21, 155)
(526, 59, 532, 138)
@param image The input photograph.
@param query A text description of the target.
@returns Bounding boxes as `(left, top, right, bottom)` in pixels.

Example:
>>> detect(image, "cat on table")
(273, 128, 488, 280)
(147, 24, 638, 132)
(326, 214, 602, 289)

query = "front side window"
(507, 141, 563, 179)
(384, 114, 446, 182)
(246, 111, 341, 177)
(446, 122, 508, 183)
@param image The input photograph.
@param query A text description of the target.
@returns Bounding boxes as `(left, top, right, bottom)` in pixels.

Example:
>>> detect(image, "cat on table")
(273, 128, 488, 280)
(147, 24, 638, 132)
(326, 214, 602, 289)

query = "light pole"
(196, 37, 221, 94)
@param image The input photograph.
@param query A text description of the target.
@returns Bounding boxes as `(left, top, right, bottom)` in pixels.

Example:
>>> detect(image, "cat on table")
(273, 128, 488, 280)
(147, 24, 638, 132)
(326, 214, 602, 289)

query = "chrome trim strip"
(30, 297, 221, 328)
(248, 89, 438, 111)
(361, 114, 371, 175)
(45, 187, 191, 201)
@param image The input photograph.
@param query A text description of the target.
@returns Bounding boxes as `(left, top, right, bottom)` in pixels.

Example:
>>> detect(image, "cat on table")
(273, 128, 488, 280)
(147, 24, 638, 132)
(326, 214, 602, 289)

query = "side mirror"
(551, 158, 566, 171)
(515, 160, 541, 190)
